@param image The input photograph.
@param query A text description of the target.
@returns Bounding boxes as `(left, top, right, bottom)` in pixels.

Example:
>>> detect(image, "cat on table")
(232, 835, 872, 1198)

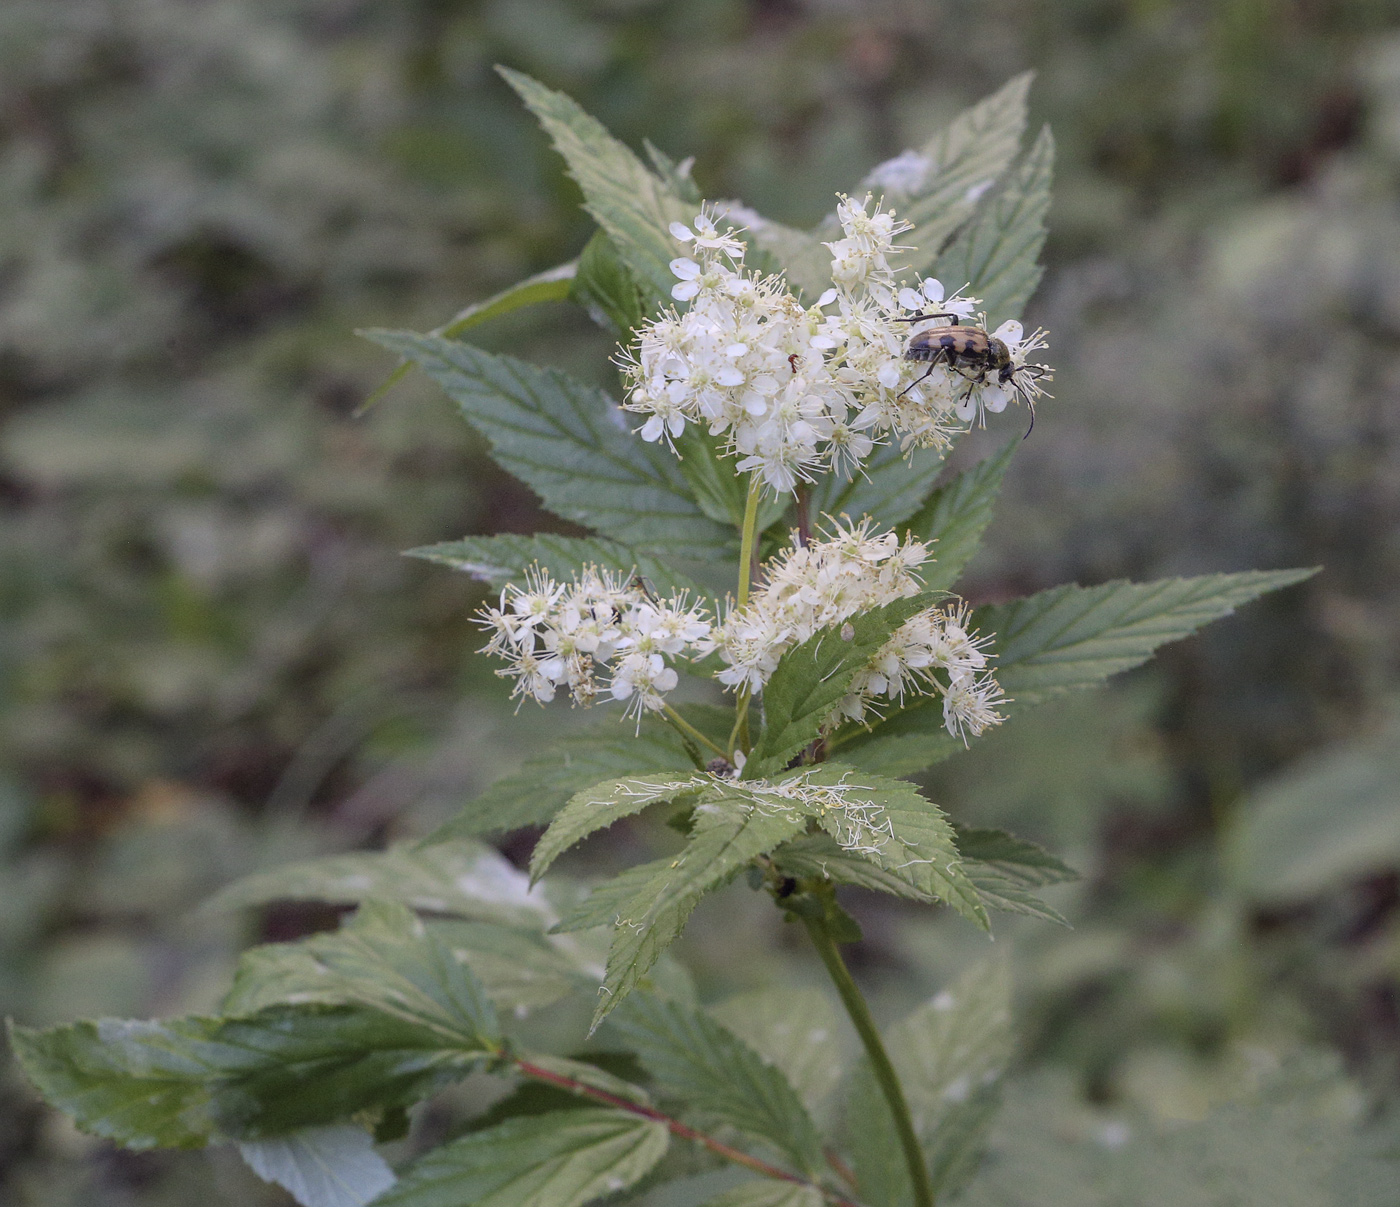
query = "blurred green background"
(3, 1, 1400, 1202)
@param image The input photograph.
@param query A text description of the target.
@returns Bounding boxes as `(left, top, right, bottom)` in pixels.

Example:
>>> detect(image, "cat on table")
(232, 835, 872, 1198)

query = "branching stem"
(661, 703, 728, 761)
(736, 473, 763, 610)
(802, 913, 935, 1207)
(515, 1058, 866, 1207)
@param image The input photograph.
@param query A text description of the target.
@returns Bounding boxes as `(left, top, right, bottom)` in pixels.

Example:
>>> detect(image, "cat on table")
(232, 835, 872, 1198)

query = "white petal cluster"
(708, 519, 1005, 739)
(620, 197, 1037, 495)
(478, 567, 711, 719)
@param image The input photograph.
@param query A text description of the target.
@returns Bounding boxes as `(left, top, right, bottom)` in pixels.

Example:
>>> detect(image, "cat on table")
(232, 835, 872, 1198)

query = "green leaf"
(956, 827, 1079, 926)
(933, 126, 1054, 328)
(986, 568, 1318, 706)
(238, 1124, 396, 1207)
(517, 1053, 653, 1106)
(283, 901, 501, 1047)
(708, 987, 844, 1116)
(9, 1006, 488, 1149)
(699, 1184, 825, 1207)
(357, 261, 577, 414)
(770, 833, 937, 902)
(847, 958, 1013, 1207)
(1226, 710, 1400, 905)
(407, 532, 714, 607)
(892, 74, 1034, 275)
(671, 428, 784, 534)
(551, 856, 674, 935)
(570, 230, 645, 337)
(811, 440, 950, 536)
(362, 331, 732, 559)
(225, 920, 585, 1019)
(500, 68, 691, 310)
(425, 718, 706, 841)
(643, 140, 702, 205)
(742, 218, 832, 301)
(747, 595, 936, 777)
(204, 841, 555, 928)
(607, 995, 825, 1176)
(531, 775, 710, 883)
(788, 765, 986, 927)
(592, 790, 816, 1026)
(373, 1108, 669, 1207)
(905, 439, 1017, 592)
(836, 568, 1318, 778)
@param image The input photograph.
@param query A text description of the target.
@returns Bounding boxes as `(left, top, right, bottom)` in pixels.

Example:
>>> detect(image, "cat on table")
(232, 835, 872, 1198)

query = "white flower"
(476, 567, 711, 718)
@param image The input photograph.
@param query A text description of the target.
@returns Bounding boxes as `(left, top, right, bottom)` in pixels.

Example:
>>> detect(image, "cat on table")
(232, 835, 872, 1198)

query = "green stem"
(662, 704, 728, 762)
(727, 687, 752, 760)
(803, 913, 934, 1207)
(736, 474, 763, 610)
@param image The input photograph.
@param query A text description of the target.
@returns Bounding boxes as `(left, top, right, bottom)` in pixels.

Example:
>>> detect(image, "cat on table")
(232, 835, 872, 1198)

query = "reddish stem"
(514, 1058, 865, 1207)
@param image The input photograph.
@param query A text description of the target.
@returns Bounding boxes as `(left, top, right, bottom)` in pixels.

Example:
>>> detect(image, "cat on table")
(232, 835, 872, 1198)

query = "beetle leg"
(893, 311, 960, 324)
(897, 345, 953, 398)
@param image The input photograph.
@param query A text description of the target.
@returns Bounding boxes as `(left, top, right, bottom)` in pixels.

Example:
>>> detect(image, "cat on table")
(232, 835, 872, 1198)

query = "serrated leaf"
(835, 568, 1317, 777)
(811, 440, 950, 536)
(708, 988, 844, 1116)
(699, 1184, 825, 1207)
(204, 841, 555, 928)
(501, 68, 690, 310)
(770, 833, 937, 902)
(238, 1125, 396, 1207)
(847, 958, 1013, 1207)
(407, 532, 715, 608)
(517, 1053, 653, 1106)
(551, 856, 675, 935)
(225, 920, 585, 1019)
(425, 718, 707, 842)
(363, 331, 732, 559)
(986, 568, 1318, 705)
(593, 791, 816, 1026)
(374, 1108, 669, 1207)
(782, 765, 985, 927)
(358, 261, 577, 414)
(644, 140, 702, 205)
(747, 595, 936, 776)
(607, 995, 825, 1176)
(933, 126, 1053, 328)
(741, 217, 832, 300)
(906, 439, 1017, 591)
(671, 429, 786, 534)
(893, 74, 1034, 274)
(531, 775, 710, 883)
(9, 1006, 487, 1149)
(956, 827, 1079, 926)
(285, 901, 501, 1047)
(571, 229, 645, 337)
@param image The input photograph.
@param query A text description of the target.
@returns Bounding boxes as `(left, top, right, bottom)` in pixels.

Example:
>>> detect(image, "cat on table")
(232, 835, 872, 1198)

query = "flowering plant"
(12, 70, 1310, 1207)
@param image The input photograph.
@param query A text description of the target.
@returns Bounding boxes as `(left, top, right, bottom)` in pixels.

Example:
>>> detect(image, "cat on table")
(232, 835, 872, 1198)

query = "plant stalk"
(803, 914, 935, 1207)
(515, 1058, 865, 1207)
(661, 703, 728, 762)
(736, 474, 763, 610)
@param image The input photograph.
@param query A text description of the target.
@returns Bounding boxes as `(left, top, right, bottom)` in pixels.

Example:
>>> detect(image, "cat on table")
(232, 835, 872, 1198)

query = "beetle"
(896, 312, 1051, 435)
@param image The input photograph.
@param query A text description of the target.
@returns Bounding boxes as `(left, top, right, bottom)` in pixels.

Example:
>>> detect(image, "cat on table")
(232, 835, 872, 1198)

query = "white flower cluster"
(709, 519, 1005, 740)
(618, 198, 1050, 494)
(478, 567, 710, 719)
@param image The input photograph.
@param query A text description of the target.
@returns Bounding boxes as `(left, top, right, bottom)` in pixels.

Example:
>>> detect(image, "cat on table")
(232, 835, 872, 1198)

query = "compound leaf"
(747, 595, 936, 777)
(238, 1124, 396, 1207)
(531, 775, 711, 883)
(906, 439, 1017, 591)
(425, 716, 711, 842)
(933, 125, 1054, 328)
(362, 331, 732, 560)
(205, 841, 556, 929)
(608, 994, 825, 1176)
(592, 791, 815, 1026)
(836, 568, 1317, 778)
(10, 1006, 488, 1149)
(359, 261, 577, 413)
(708, 987, 844, 1116)
(956, 827, 1080, 926)
(882, 74, 1034, 274)
(501, 68, 691, 310)
(373, 1108, 668, 1207)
